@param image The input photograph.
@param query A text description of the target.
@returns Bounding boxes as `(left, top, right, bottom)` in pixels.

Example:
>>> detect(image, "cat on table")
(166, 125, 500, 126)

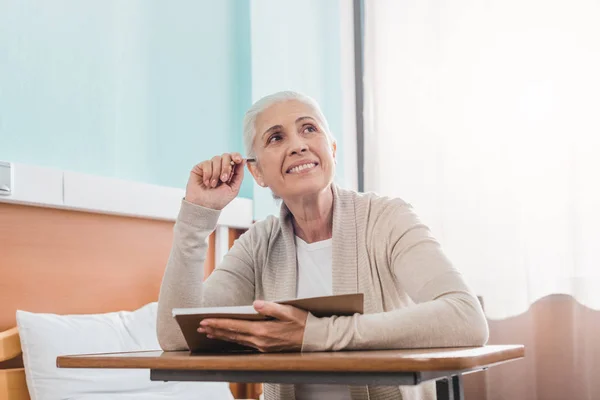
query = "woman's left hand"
(197, 300, 309, 352)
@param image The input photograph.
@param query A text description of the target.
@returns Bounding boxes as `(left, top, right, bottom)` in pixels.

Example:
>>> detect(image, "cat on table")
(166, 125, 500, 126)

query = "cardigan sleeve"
(156, 199, 256, 351)
(301, 200, 489, 352)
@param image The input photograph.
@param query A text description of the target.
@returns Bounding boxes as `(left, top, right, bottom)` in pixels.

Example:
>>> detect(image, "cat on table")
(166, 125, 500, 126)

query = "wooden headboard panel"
(0, 202, 263, 399)
(0, 202, 209, 332)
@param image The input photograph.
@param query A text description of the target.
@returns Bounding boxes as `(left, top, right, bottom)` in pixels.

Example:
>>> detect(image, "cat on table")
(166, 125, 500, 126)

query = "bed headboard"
(0, 201, 259, 399)
(0, 202, 188, 332)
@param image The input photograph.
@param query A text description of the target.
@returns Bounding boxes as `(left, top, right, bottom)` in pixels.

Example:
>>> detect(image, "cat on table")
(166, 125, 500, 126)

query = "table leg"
(435, 375, 464, 400)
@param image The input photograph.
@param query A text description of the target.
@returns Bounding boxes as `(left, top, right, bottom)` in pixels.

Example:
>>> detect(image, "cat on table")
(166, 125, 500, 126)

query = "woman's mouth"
(286, 162, 318, 174)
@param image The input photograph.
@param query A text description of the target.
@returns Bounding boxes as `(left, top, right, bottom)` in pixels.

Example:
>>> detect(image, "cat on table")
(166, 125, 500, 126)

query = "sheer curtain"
(363, 0, 600, 321)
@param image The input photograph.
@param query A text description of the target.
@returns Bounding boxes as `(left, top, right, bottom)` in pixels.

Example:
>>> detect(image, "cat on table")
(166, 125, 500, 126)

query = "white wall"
(364, 0, 600, 318)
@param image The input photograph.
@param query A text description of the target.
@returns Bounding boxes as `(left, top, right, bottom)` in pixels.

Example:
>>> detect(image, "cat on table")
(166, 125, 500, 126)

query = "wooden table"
(57, 345, 524, 400)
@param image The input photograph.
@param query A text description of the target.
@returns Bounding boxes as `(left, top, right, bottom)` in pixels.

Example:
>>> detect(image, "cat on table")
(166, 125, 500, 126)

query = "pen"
(230, 158, 255, 166)
(226, 158, 255, 184)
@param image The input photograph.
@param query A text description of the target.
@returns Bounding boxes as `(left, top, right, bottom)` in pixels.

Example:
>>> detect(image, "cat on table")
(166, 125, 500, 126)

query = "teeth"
(288, 163, 316, 174)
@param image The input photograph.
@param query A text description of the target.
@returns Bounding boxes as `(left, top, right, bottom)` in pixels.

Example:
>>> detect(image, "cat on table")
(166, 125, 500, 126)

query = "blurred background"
(1, 1, 599, 399)
(0, 0, 355, 219)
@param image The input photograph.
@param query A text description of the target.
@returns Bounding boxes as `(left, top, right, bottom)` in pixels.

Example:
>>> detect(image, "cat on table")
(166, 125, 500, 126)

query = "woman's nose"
(288, 138, 308, 156)
(289, 144, 308, 156)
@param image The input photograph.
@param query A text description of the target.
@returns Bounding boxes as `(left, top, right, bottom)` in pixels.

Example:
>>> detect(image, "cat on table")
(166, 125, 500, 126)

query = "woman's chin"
(281, 176, 331, 197)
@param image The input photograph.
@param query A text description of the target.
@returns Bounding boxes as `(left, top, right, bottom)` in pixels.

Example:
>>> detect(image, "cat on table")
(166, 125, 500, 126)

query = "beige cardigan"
(157, 184, 489, 400)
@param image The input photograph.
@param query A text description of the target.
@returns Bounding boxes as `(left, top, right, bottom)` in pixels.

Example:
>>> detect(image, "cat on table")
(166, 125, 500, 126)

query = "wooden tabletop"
(57, 345, 524, 373)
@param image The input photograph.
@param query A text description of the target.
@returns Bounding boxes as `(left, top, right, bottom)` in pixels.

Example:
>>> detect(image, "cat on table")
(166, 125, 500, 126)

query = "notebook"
(172, 293, 364, 353)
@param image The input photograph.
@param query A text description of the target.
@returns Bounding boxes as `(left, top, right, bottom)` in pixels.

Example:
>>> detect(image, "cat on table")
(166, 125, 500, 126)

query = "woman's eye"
(303, 125, 317, 133)
(268, 133, 282, 144)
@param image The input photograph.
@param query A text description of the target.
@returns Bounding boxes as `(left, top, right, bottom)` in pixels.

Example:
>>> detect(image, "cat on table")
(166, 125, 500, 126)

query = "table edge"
(57, 345, 525, 372)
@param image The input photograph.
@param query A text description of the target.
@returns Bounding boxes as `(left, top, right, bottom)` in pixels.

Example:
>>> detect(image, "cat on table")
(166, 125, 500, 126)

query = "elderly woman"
(157, 91, 488, 400)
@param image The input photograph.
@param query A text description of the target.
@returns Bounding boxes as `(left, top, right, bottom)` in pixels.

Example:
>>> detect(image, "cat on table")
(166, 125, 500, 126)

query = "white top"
(294, 236, 351, 400)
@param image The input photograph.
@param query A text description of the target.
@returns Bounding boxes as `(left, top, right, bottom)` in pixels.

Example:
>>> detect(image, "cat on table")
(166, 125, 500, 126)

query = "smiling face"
(247, 99, 336, 200)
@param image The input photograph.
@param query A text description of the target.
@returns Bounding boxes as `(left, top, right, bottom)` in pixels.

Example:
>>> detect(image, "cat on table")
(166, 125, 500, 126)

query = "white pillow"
(16, 303, 233, 400)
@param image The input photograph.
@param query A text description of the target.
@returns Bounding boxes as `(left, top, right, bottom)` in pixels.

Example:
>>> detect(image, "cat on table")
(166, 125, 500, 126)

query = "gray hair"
(242, 91, 333, 158)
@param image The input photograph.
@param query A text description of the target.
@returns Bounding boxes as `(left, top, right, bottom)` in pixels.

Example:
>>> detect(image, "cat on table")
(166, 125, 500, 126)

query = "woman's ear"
(332, 140, 337, 163)
(247, 161, 266, 187)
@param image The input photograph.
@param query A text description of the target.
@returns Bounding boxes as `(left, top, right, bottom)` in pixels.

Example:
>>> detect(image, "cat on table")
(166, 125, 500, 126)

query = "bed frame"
(0, 202, 261, 400)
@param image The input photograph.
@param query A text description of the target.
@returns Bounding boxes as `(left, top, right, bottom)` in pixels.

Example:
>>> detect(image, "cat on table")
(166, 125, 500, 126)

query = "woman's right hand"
(185, 152, 246, 210)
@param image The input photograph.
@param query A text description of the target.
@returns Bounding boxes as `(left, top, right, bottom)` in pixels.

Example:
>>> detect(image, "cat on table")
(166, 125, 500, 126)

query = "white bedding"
(16, 303, 233, 400)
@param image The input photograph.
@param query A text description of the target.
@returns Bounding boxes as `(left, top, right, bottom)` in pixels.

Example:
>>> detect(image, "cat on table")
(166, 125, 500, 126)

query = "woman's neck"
(284, 186, 334, 244)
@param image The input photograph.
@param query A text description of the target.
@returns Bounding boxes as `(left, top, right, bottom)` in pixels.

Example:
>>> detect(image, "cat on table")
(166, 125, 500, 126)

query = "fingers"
(220, 154, 233, 183)
(230, 152, 243, 164)
(197, 319, 261, 350)
(191, 163, 203, 177)
(199, 325, 276, 352)
(198, 317, 301, 353)
(200, 318, 256, 334)
(193, 153, 245, 188)
(226, 152, 243, 183)
(204, 327, 256, 346)
(253, 301, 297, 321)
(201, 160, 212, 187)
(208, 156, 222, 187)
(190, 163, 205, 188)
(228, 159, 245, 188)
